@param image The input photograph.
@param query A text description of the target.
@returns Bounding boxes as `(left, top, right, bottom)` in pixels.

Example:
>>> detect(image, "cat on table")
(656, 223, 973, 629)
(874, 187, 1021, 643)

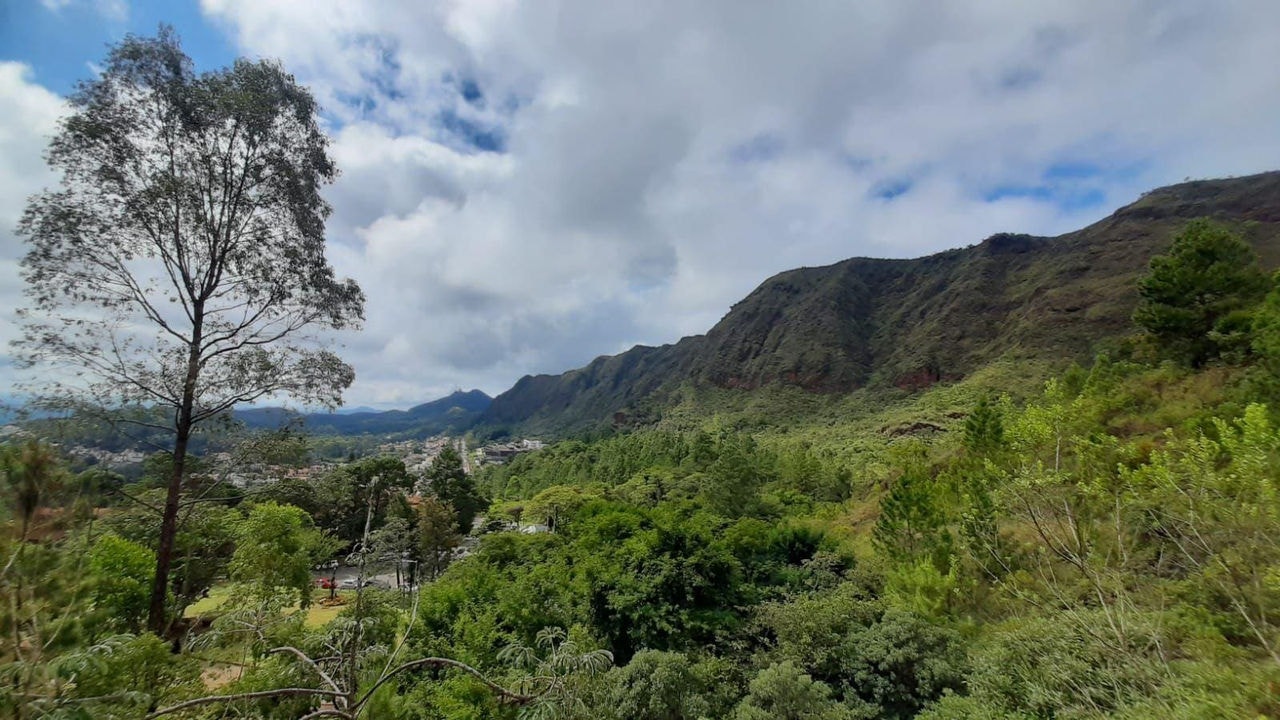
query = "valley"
(6, 12, 1280, 717)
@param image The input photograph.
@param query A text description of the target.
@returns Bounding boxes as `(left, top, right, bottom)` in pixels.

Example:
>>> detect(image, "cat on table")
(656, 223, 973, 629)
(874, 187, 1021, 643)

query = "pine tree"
(874, 464, 949, 566)
(1133, 218, 1267, 366)
(963, 396, 1005, 458)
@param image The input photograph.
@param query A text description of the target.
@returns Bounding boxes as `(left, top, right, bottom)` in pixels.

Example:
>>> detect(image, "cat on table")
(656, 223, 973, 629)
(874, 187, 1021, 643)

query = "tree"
(15, 28, 365, 633)
(302, 456, 415, 546)
(732, 661, 856, 720)
(86, 534, 155, 634)
(873, 462, 950, 568)
(228, 502, 328, 608)
(1251, 272, 1280, 375)
(102, 488, 240, 614)
(49, 634, 202, 719)
(0, 441, 62, 545)
(525, 484, 595, 531)
(147, 624, 610, 720)
(597, 650, 719, 720)
(1132, 218, 1267, 366)
(703, 434, 767, 518)
(367, 515, 415, 587)
(762, 585, 965, 719)
(963, 396, 1004, 457)
(426, 447, 487, 533)
(1129, 404, 1280, 664)
(417, 496, 459, 581)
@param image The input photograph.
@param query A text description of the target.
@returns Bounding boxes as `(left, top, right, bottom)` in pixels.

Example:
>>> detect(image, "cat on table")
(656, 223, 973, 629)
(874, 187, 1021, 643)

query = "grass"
(185, 584, 360, 627)
(183, 585, 234, 616)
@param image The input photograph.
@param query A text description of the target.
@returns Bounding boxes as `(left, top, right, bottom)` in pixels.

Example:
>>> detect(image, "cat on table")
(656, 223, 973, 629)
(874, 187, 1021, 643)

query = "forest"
(5, 218, 1280, 718)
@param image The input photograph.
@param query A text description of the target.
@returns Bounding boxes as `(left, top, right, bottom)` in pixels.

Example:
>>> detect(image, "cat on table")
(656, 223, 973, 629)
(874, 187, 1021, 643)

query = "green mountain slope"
(480, 172, 1280, 435)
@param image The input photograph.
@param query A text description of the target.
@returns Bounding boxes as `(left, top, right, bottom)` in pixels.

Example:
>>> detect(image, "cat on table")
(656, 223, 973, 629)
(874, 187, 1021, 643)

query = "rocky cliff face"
(480, 171, 1280, 434)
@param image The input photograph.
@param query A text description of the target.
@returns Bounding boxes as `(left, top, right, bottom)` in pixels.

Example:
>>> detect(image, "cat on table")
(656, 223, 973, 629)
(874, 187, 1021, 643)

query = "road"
(312, 566, 406, 589)
(456, 437, 472, 474)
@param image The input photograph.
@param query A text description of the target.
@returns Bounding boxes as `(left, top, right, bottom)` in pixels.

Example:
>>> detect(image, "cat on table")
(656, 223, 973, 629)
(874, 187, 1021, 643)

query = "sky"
(2, 0, 1280, 410)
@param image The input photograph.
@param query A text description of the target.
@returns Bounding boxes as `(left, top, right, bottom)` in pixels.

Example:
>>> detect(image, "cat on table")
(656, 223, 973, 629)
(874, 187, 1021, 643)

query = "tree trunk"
(148, 321, 202, 636)
(148, 418, 190, 635)
(348, 496, 377, 696)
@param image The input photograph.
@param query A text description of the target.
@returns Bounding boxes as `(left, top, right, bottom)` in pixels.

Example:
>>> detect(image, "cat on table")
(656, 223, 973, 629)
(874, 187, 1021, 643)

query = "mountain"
(237, 389, 492, 437)
(481, 171, 1280, 434)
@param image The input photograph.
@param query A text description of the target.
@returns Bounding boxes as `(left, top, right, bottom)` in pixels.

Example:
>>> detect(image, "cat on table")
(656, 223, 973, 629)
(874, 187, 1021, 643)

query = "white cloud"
(0, 63, 66, 396)
(14, 2, 1280, 408)
(39, 0, 128, 21)
(95, 0, 127, 21)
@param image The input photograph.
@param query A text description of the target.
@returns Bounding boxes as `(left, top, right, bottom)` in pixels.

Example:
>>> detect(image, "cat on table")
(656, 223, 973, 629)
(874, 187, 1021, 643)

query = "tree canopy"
(426, 447, 487, 533)
(1133, 218, 1267, 366)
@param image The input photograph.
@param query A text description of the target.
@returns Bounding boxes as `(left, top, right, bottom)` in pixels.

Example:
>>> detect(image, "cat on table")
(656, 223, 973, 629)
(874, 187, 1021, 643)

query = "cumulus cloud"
(10, 2, 1280, 407)
(0, 64, 65, 396)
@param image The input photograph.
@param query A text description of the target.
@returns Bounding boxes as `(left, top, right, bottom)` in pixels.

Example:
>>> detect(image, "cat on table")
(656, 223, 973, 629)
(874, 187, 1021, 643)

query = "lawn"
(185, 584, 360, 627)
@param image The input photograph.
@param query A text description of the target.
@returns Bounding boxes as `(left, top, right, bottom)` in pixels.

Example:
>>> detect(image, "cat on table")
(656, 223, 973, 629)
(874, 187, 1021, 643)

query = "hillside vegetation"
(8, 178, 1280, 718)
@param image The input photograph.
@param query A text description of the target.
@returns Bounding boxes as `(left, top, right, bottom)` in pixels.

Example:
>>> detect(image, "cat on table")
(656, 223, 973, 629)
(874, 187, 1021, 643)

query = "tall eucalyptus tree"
(15, 27, 364, 633)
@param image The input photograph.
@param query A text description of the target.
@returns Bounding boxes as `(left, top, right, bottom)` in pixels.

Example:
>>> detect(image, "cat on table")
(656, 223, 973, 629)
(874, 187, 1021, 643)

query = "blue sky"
(1, 1, 234, 93)
(3, 1, 1280, 408)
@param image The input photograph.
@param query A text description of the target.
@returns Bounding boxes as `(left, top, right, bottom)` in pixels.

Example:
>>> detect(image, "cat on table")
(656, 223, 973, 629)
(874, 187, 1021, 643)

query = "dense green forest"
(5, 219, 1280, 717)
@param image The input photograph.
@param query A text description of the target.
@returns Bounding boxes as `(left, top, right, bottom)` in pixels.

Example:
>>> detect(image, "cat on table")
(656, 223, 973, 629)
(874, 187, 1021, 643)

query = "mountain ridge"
(477, 171, 1280, 434)
(236, 389, 492, 437)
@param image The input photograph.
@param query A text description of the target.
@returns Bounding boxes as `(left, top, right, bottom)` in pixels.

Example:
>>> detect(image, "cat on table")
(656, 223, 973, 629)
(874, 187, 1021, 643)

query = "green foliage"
(413, 497, 838, 673)
(100, 494, 238, 612)
(86, 534, 154, 634)
(703, 434, 771, 517)
(1251, 272, 1280, 376)
(46, 634, 201, 719)
(479, 427, 849, 520)
(1127, 403, 1280, 661)
(21, 245, 1280, 720)
(931, 614, 1176, 718)
(428, 447, 488, 533)
(1134, 218, 1268, 366)
(228, 502, 328, 607)
(873, 454, 952, 570)
(335, 588, 404, 649)
(524, 485, 598, 531)
(418, 495, 460, 580)
(760, 584, 966, 719)
(732, 661, 859, 720)
(0, 440, 63, 541)
(264, 455, 415, 546)
(500, 627, 614, 719)
(883, 558, 961, 620)
(594, 650, 734, 720)
(962, 395, 1005, 457)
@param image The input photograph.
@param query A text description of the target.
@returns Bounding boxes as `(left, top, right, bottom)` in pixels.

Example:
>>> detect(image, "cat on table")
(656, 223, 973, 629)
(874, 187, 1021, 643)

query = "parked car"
(315, 577, 335, 589)
(339, 578, 359, 589)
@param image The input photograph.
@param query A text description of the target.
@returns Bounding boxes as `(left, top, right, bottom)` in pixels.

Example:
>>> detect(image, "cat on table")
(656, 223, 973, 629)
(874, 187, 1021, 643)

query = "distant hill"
(480, 171, 1280, 434)
(236, 389, 492, 437)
